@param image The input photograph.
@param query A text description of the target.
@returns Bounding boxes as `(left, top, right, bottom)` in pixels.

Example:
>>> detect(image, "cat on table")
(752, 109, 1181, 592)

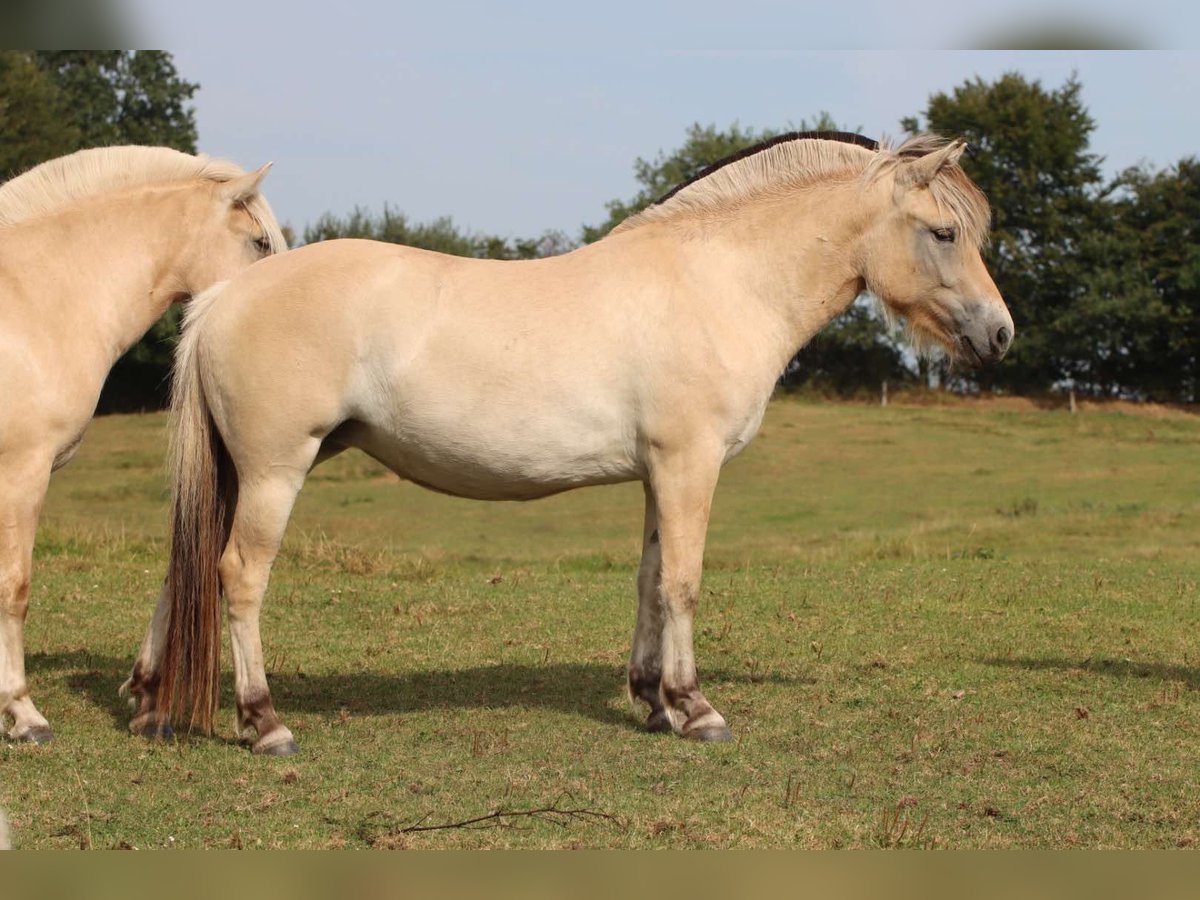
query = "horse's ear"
(897, 141, 966, 188)
(220, 162, 273, 204)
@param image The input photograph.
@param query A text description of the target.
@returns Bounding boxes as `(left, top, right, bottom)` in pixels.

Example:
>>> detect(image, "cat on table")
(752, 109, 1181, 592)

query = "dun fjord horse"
(0, 147, 284, 743)
(131, 133, 1012, 755)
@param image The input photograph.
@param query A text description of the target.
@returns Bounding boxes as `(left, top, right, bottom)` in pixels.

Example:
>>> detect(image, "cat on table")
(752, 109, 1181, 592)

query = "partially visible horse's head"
(0, 146, 286, 301)
(859, 136, 1013, 367)
(178, 160, 285, 296)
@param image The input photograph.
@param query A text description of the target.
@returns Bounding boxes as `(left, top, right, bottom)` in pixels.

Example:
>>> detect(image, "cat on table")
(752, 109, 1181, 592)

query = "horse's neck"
(699, 179, 876, 376)
(19, 189, 191, 366)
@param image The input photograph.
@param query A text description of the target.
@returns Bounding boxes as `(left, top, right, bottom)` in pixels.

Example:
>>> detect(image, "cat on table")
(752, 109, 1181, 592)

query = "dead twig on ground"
(360, 794, 625, 844)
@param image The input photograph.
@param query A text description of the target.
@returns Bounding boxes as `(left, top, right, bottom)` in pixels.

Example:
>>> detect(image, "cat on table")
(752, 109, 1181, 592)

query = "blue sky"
(129, 3, 1200, 240)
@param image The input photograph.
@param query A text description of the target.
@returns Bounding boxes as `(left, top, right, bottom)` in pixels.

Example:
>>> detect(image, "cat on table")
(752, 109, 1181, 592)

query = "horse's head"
(178, 162, 285, 296)
(860, 139, 1013, 367)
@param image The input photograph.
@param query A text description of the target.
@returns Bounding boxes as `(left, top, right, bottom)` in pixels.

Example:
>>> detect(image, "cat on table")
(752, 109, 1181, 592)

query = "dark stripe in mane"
(653, 131, 880, 208)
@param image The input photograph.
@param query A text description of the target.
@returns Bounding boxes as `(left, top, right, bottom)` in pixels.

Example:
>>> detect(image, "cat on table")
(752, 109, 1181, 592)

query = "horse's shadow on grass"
(28, 649, 807, 738)
(981, 655, 1200, 689)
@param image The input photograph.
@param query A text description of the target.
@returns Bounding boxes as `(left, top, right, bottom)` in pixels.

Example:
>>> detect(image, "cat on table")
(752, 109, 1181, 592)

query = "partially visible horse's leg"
(628, 484, 670, 732)
(222, 448, 316, 756)
(121, 585, 173, 738)
(0, 453, 54, 743)
(649, 448, 732, 742)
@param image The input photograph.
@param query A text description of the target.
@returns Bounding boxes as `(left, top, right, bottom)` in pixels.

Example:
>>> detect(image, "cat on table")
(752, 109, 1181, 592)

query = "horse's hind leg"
(648, 447, 733, 742)
(0, 453, 54, 743)
(123, 440, 348, 737)
(121, 585, 174, 738)
(221, 443, 319, 756)
(628, 484, 670, 733)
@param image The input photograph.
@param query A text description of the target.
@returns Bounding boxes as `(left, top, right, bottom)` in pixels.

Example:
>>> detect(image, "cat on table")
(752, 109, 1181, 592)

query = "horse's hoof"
(136, 721, 175, 741)
(129, 713, 175, 740)
(17, 725, 54, 745)
(258, 739, 299, 757)
(684, 724, 734, 743)
(646, 710, 673, 734)
(253, 734, 299, 757)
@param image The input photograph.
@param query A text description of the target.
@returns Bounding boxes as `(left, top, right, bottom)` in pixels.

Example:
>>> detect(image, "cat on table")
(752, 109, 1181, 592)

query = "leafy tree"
(304, 205, 573, 260)
(903, 73, 1105, 394)
(33, 51, 198, 152)
(1, 52, 197, 179)
(306, 206, 476, 255)
(0, 50, 81, 175)
(1094, 159, 1200, 401)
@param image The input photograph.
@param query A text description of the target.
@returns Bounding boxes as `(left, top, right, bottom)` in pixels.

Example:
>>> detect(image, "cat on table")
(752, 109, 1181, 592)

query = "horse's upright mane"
(0, 145, 285, 251)
(612, 131, 990, 246)
(655, 131, 880, 208)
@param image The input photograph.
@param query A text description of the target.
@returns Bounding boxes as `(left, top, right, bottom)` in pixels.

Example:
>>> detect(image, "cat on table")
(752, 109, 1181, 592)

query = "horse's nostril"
(995, 326, 1010, 349)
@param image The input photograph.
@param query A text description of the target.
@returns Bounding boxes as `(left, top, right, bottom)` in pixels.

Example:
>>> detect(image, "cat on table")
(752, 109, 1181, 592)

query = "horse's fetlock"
(237, 689, 282, 738)
(628, 662, 664, 707)
(661, 679, 700, 711)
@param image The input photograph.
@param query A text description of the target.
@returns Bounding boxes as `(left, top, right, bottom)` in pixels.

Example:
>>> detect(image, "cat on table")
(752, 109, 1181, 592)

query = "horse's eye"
(252, 235, 272, 254)
(932, 227, 956, 243)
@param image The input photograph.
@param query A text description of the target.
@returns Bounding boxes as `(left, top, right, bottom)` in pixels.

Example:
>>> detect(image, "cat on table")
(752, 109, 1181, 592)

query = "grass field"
(4, 398, 1200, 848)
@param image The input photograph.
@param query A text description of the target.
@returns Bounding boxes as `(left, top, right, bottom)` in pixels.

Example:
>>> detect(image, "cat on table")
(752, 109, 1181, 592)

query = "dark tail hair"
(153, 284, 235, 734)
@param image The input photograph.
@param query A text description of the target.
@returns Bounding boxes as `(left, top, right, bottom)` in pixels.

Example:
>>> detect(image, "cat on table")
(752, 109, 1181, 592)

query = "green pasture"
(4, 399, 1200, 848)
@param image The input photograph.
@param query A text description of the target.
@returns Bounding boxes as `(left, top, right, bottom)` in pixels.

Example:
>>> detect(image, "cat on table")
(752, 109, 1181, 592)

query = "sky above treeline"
(129, 1, 1200, 239)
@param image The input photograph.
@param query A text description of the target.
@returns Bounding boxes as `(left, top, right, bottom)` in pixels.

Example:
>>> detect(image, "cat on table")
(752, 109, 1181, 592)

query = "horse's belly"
(347, 417, 641, 501)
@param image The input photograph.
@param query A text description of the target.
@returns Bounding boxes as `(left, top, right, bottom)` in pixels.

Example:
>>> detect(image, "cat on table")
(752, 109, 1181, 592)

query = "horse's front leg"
(628, 484, 670, 732)
(0, 454, 54, 744)
(648, 446, 733, 742)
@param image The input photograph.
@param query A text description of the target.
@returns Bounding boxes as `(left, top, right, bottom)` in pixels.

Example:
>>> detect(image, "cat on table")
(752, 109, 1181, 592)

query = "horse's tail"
(153, 283, 235, 734)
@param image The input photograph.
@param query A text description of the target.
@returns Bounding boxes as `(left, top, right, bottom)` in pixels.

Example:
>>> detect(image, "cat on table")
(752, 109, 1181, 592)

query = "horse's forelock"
(240, 192, 287, 255)
(879, 133, 992, 248)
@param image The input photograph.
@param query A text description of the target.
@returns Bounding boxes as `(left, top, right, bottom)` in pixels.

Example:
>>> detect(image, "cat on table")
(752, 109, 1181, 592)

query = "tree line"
(2, 52, 1196, 407)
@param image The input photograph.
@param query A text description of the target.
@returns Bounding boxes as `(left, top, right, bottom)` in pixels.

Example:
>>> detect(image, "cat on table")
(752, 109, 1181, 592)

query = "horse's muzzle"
(958, 301, 1014, 367)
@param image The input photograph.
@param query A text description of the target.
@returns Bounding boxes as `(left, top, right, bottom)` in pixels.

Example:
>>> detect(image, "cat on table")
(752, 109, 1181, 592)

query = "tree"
(33, 51, 197, 152)
(0, 51, 81, 175)
(1098, 159, 1200, 401)
(304, 204, 574, 260)
(2, 52, 198, 180)
(903, 73, 1105, 394)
